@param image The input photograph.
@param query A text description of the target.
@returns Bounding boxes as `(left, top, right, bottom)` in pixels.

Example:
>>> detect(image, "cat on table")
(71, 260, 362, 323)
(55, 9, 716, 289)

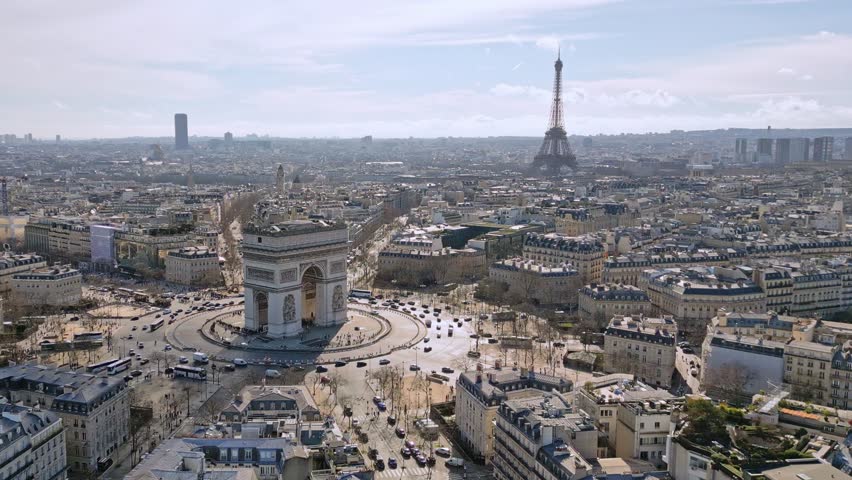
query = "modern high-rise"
(846, 137, 852, 160)
(813, 136, 834, 162)
(735, 138, 748, 163)
(775, 137, 810, 164)
(224, 131, 233, 144)
(174, 113, 189, 149)
(756, 138, 773, 163)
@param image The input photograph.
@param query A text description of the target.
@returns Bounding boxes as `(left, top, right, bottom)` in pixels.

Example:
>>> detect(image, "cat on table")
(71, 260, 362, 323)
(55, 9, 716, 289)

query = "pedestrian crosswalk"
(375, 468, 479, 479)
(375, 467, 431, 478)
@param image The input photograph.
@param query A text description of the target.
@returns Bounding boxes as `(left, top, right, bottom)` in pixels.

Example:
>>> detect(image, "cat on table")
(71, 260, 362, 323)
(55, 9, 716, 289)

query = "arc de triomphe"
(242, 220, 349, 338)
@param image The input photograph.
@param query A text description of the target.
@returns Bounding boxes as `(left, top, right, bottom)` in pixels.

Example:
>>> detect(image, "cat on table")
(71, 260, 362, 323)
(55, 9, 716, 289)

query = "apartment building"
(0, 403, 67, 480)
(700, 333, 785, 403)
(377, 247, 487, 285)
(641, 267, 766, 336)
(0, 252, 46, 294)
(164, 246, 222, 286)
(522, 233, 604, 284)
(578, 283, 652, 323)
(602, 315, 678, 388)
(603, 249, 730, 286)
(784, 341, 836, 404)
(11, 264, 82, 307)
(219, 385, 321, 423)
(0, 364, 130, 475)
(488, 259, 581, 306)
(575, 374, 676, 463)
(492, 394, 597, 480)
(709, 309, 816, 343)
(455, 367, 572, 464)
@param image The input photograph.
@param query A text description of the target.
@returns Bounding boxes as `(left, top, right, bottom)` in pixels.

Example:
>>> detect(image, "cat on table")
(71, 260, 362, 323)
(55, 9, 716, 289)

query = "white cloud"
(777, 67, 796, 75)
(535, 36, 561, 52)
(489, 83, 551, 100)
(52, 100, 69, 110)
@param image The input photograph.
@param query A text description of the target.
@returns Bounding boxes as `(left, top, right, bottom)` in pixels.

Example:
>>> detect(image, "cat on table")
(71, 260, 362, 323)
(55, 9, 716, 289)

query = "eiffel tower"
(530, 49, 577, 175)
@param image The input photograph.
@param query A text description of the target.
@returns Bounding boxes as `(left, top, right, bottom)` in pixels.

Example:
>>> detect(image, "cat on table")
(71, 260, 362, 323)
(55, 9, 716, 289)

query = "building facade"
(603, 315, 678, 388)
(578, 283, 652, 323)
(522, 233, 604, 284)
(165, 246, 222, 286)
(455, 368, 572, 464)
(488, 259, 580, 306)
(0, 403, 67, 480)
(11, 265, 82, 307)
(0, 364, 130, 475)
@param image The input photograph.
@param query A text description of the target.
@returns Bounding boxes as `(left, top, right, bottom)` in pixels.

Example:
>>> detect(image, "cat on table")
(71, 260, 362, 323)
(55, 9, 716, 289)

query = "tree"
(681, 398, 730, 446)
(128, 388, 154, 467)
(704, 362, 756, 405)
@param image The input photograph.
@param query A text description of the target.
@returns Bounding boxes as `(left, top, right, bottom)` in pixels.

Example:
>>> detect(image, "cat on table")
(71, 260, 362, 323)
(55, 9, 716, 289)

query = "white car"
(233, 358, 248, 366)
(179, 356, 188, 364)
(446, 457, 465, 468)
(265, 369, 281, 378)
(435, 447, 451, 456)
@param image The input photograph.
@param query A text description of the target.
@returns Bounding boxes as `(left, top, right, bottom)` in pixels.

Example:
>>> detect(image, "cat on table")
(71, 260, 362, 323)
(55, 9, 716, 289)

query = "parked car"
(435, 447, 451, 456)
(446, 457, 465, 468)
(441, 367, 455, 374)
(178, 356, 188, 363)
(233, 358, 248, 366)
(388, 458, 398, 469)
(316, 365, 328, 373)
(379, 359, 391, 365)
(395, 426, 406, 437)
(265, 369, 281, 378)
(356, 361, 367, 368)
(387, 415, 397, 425)
(335, 361, 347, 367)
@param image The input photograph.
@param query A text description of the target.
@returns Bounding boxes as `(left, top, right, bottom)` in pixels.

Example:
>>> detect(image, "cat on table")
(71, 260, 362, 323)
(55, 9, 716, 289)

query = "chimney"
(63, 384, 74, 394)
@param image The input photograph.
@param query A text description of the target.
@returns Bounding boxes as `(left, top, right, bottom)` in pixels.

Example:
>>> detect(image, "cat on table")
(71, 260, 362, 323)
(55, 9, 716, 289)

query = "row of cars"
(365, 396, 465, 471)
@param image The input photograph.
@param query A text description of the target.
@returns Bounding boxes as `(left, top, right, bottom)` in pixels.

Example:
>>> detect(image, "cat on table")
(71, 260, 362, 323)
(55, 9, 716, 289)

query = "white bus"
(349, 289, 372, 299)
(87, 358, 119, 374)
(173, 365, 207, 380)
(107, 358, 132, 375)
(149, 318, 165, 332)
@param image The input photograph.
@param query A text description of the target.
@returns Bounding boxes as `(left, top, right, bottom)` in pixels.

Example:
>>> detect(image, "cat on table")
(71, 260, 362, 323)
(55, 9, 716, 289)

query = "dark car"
(335, 361, 347, 367)
(316, 365, 328, 373)
(387, 415, 397, 425)
(424, 347, 432, 353)
(356, 361, 367, 368)
(131, 369, 143, 377)
(388, 458, 398, 469)
(368, 448, 378, 460)
(441, 367, 455, 374)
(375, 458, 385, 470)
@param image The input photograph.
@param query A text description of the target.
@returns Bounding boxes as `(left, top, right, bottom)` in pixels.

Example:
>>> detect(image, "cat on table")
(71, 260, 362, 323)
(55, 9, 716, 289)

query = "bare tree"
(704, 362, 756, 405)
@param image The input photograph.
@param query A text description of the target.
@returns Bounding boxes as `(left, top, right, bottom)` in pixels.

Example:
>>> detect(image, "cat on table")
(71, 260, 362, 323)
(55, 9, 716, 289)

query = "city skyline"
(2, 0, 852, 139)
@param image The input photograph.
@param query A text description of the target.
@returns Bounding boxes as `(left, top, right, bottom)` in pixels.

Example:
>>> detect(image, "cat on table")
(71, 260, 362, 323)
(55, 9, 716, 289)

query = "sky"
(1, 0, 851, 139)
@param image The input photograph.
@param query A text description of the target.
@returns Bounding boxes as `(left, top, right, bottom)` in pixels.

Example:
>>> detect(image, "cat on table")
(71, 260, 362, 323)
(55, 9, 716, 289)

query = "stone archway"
(301, 266, 323, 327)
(255, 291, 269, 332)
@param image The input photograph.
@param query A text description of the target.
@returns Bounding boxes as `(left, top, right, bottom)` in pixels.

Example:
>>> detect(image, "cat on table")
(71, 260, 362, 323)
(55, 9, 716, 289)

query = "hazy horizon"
(3, 0, 852, 139)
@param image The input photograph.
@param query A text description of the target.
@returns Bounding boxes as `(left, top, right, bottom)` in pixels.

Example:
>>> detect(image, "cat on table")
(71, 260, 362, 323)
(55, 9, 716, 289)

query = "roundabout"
(165, 300, 428, 365)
